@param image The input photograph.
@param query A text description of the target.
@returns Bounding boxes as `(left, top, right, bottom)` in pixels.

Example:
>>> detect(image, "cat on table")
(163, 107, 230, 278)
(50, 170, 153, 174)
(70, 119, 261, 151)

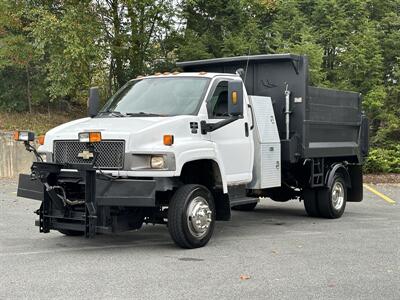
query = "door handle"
(248, 104, 254, 130)
(245, 122, 249, 137)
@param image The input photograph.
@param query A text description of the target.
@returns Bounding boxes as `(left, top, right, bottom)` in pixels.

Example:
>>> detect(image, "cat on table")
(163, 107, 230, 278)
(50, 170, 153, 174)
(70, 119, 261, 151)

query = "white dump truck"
(16, 54, 369, 248)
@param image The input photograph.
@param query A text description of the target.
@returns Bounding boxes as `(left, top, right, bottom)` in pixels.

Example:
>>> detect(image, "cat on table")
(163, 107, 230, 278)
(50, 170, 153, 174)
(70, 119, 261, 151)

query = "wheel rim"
(186, 196, 212, 238)
(332, 181, 345, 210)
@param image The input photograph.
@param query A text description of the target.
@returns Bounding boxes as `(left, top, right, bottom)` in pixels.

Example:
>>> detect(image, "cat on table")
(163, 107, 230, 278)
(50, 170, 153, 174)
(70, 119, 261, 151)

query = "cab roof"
(134, 72, 239, 80)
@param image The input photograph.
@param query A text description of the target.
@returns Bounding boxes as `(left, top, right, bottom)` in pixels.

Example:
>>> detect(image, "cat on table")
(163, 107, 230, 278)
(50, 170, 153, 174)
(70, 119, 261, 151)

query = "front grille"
(53, 140, 125, 169)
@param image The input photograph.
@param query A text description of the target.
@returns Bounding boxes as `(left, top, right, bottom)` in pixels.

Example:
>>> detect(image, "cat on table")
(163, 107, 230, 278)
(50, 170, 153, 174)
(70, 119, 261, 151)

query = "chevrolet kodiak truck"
(16, 54, 369, 248)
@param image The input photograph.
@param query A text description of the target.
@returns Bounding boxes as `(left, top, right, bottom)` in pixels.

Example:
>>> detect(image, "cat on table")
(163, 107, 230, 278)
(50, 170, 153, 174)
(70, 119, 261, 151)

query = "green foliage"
(0, 0, 44, 112)
(0, 67, 27, 111)
(95, 0, 178, 91)
(0, 0, 399, 172)
(364, 145, 400, 174)
(178, 0, 275, 60)
(29, 1, 105, 104)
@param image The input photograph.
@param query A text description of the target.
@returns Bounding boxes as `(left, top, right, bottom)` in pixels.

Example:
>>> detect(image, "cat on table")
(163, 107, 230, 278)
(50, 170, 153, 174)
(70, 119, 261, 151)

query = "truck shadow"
(39, 200, 366, 254)
(48, 204, 318, 251)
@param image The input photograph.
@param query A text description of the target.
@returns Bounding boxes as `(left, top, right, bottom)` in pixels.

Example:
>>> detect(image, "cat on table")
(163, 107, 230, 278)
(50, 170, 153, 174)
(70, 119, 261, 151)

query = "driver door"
(206, 79, 253, 184)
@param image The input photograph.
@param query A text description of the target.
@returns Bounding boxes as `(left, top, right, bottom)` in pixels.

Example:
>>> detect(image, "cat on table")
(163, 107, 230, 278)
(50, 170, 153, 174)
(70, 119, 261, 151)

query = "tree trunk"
(111, 0, 125, 88)
(108, 59, 114, 97)
(26, 64, 32, 113)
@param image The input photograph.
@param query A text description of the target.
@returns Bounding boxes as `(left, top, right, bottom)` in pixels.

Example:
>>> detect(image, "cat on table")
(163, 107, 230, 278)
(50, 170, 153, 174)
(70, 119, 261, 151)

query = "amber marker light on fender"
(38, 135, 45, 145)
(163, 135, 174, 146)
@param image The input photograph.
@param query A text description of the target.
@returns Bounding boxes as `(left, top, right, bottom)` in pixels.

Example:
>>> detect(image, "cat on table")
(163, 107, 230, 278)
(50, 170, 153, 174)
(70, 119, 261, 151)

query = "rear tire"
(303, 189, 320, 217)
(168, 184, 215, 249)
(318, 174, 347, 219)
(58, 229, 84, 236)
(232, 202, 258, 211)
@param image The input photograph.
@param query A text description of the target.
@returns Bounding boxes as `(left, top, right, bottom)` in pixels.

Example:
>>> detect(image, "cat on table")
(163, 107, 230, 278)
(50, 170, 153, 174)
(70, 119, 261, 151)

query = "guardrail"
(0, 131, 35, 178)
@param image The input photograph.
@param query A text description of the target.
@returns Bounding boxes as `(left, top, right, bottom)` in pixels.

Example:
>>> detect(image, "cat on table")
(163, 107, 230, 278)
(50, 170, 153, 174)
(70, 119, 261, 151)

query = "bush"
(363, 145, 400, 173)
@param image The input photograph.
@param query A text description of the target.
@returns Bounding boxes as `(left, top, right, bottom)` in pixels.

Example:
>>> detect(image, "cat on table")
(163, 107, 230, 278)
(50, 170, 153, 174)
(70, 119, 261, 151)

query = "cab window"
(209, 81, 229, 118)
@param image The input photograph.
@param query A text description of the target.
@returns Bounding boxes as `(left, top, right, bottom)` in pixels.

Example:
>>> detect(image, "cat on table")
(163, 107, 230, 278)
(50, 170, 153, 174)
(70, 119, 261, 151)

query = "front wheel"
(168, 184, 215, 249)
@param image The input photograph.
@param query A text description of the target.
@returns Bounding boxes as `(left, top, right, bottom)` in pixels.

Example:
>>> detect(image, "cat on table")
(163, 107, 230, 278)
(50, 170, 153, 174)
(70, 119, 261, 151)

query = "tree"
(0, 0, 40, 112)
(94, 0, 177, 93)
(269, 0, 325, 85)
(178, 0, 276, 61)
(29, 1, 105, 105)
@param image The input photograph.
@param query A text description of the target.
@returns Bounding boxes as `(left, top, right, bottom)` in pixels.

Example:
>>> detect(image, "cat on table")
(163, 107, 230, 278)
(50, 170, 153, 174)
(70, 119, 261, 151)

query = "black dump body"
(177, 54, 369, 164)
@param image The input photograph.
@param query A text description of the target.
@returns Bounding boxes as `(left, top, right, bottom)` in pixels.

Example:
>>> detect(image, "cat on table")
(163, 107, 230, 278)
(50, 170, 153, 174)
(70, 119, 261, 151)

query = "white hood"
(48, 117, 162, 135)
(40, 115, 201, 153)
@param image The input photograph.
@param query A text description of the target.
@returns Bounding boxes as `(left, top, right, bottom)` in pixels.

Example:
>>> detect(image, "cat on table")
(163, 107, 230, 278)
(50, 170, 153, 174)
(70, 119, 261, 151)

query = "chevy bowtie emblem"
(77, 150, 94, 160)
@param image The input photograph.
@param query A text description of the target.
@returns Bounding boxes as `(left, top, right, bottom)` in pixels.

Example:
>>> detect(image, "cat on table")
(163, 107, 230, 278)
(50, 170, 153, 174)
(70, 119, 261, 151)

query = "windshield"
(100, 77, 210, 116)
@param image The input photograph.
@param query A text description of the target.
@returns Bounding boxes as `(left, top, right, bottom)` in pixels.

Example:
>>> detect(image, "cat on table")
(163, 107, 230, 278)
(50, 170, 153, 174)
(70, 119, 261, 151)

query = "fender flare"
(325, 163, 351, 189)
(178, 158, 228, 194)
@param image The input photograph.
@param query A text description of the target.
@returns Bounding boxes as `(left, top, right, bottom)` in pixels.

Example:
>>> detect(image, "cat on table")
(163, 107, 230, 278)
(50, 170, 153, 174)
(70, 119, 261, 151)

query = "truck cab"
(39, 72, 255, 189)
(16, 54, 368, 248)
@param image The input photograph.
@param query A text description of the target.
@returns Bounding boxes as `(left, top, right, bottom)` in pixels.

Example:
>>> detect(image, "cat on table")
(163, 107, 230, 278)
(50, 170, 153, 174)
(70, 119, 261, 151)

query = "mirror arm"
(200, 117, 239, 134)
(24, 141, 43, 162)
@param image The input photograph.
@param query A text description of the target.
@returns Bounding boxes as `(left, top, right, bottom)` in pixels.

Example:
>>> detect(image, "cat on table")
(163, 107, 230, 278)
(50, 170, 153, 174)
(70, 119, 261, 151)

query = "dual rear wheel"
(304, 173, 347, 219)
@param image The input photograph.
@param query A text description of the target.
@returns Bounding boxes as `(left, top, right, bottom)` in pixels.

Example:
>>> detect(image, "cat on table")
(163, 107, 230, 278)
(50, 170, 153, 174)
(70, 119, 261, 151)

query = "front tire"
(168, 184, 215, 249)
(318, 174, 347, 219)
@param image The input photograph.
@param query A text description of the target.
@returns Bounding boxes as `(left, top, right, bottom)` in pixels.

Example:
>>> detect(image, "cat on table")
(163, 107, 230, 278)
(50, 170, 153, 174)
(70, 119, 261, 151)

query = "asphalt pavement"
(1, 179, 399, 299)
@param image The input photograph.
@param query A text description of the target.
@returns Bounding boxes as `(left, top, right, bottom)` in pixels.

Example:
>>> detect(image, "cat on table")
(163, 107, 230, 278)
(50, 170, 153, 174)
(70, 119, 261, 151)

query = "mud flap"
(347, 164, 363, 202)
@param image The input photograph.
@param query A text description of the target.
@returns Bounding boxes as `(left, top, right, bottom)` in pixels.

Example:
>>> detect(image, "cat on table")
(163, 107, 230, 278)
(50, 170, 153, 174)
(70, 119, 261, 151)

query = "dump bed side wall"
(305, 87, 362, 159)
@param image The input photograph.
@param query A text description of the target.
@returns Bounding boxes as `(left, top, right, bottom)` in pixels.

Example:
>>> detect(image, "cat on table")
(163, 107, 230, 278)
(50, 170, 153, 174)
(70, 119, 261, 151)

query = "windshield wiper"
(125, 112, 166, 117)
(98, 111, 126, 117)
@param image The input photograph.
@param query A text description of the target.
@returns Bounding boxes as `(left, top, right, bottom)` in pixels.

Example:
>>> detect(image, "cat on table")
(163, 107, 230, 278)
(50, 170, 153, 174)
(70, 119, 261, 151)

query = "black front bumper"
(17, 162, 157, 237)
(17, 173, 157, 207)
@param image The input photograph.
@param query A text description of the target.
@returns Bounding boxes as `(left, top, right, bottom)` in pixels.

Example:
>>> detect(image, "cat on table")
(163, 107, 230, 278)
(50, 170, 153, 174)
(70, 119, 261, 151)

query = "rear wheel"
(318, 174, 347, 219)
(168, 184, 215, 249)
(232, 202, 258, 211)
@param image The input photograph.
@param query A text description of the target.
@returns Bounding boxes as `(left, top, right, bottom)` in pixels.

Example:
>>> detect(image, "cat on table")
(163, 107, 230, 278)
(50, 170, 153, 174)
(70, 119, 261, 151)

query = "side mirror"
(88, 87, 100, 117)
(228, 80, 244, 116)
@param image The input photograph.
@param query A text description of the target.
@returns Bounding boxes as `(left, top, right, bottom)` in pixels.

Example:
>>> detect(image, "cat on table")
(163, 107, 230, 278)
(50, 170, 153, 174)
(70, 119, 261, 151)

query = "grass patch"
(0, 109, 86, 135)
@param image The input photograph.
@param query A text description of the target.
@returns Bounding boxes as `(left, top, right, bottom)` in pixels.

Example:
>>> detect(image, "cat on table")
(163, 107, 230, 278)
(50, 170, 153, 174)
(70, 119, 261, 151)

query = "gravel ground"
(0, 179, 399, 300)
(364, 173, 400, 184)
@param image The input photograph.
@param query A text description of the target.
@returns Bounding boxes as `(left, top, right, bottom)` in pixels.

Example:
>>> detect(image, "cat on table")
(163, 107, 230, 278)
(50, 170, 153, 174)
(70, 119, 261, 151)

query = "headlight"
(37, 152, 52, 162)
(151, 156, 165, 169)
(127, 154, 175, 171)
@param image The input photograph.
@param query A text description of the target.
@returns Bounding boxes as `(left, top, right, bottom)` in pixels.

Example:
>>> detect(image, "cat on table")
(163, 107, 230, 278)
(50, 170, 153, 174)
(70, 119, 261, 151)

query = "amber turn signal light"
(13, 131, 19, 141)
(163, 134, 174, 146)
(38, 135, 45, 145)
(231, 91, 238, 105)
(89, 132, 102, 143)
(79, 132, 102, 143)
